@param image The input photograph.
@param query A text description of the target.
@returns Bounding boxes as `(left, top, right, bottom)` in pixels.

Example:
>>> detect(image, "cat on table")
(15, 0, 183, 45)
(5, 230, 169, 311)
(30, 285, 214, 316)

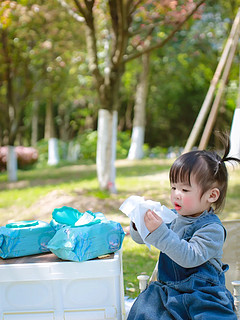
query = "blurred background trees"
(0, 0, 239, 187)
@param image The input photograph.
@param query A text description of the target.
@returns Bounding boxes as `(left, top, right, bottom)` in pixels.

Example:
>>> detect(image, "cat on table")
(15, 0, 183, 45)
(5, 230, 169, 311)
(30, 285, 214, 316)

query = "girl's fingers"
(145, 210, 158, 222)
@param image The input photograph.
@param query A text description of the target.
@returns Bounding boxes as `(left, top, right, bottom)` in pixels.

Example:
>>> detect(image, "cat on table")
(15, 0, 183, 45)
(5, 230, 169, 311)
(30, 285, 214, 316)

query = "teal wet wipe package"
(50, 206, 108, 230)
(48, 206, 125, 262)
(0, 220, 56, 259)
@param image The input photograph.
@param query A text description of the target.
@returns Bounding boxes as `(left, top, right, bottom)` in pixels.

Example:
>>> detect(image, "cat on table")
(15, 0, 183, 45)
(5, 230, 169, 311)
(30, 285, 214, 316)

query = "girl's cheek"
(182, 196, 194, 209)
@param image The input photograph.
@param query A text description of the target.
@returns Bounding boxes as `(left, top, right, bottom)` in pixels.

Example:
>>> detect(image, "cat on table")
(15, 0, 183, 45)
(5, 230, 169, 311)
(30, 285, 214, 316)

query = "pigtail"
(216, 131, 240, 165)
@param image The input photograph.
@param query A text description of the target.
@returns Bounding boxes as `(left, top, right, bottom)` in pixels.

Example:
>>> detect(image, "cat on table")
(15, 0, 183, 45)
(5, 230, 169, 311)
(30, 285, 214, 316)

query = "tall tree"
(0, 1, 38, 180)
(69, 0, 205, 191)
(128, 52, 150, 160)
(0, 0, 86, 177)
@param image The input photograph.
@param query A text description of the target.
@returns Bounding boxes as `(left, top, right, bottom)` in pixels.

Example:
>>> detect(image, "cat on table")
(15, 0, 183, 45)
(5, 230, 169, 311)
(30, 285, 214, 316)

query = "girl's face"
(170, 176, 214, 217)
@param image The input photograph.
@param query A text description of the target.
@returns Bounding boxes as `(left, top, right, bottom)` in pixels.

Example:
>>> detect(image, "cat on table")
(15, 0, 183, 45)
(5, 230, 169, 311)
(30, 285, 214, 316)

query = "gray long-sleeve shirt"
(130, 211, 225, 271)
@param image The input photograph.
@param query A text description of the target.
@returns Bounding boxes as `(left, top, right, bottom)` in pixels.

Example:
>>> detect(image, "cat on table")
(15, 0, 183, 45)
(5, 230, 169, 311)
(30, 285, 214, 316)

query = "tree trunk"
(45, 99, 59, 165)
(7, 145, 17, 182)
(94, 65, 123, 192)
(44, 99, 56, 139)
(128, 53, 150, 160)
(72, 0, 204, 191)
(58, 105, 70, 160)
(96, 109, 117, 193)
(67, 141, 80, 162)
(48, 138, 59, 165)
(31, 100, 39, 146)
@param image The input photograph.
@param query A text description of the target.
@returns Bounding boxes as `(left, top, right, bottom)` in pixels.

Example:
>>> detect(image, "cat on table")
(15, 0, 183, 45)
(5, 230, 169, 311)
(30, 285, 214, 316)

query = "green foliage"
(1, 1, 239, 150)
(0, 0, 88, 145)
(78, 130, 98, 160)
(34, 131, 178, 169)
(36, 140, 49, 164)
(35, 131, 132, 164)
(116, 131, 131, 159)
(146, 146, 169, 158)
(142, 6, 236, 148)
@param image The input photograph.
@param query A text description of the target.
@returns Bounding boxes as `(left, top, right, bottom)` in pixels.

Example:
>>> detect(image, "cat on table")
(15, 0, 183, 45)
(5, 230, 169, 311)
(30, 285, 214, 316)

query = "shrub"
(117, 131, 131, 159)
(33, 130, 168, 166)
(0, 146, 38, 171)
(78, 130, 98, 160)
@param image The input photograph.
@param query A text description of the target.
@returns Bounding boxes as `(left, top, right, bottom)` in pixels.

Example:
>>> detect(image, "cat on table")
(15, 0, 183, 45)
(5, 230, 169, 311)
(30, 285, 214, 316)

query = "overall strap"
(183, 209, 226, 241)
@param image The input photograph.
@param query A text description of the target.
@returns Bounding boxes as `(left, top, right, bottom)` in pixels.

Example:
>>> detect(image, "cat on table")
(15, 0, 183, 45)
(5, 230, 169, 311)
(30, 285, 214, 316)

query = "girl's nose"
(175, 189, 181, 199)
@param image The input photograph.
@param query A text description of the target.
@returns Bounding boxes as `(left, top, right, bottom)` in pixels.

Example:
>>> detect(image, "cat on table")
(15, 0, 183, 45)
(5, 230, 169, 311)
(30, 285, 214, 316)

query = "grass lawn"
(0, 158, 240, 299)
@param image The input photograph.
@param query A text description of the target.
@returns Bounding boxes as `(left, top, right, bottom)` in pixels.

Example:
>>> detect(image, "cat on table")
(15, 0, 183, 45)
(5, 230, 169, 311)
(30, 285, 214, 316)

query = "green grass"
(0, 158, 240, 298)
(122, 236, 159, 298)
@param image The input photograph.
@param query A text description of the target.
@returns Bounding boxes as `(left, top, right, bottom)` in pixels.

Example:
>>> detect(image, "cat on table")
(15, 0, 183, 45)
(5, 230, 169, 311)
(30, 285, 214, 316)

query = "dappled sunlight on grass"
(116, 158, 173, 178)
(0, 163, 97, 185)
(0, 185, 54, 208)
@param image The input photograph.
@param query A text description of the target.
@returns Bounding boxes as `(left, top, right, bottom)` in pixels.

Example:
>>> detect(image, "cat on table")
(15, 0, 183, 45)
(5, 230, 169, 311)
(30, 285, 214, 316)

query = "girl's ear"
(208, 188, 220, 203)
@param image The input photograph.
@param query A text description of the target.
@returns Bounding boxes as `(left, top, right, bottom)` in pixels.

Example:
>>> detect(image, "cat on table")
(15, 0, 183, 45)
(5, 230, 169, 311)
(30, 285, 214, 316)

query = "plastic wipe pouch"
(50, 206, 107, 230)
(119, 195, 176, 247)
(0, 220, 56, 259)
(48, 206, 125, 262)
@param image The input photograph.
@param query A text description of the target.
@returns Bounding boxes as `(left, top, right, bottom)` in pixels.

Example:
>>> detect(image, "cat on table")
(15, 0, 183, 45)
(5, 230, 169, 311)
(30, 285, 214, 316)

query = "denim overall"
(127, 212, 237, 320)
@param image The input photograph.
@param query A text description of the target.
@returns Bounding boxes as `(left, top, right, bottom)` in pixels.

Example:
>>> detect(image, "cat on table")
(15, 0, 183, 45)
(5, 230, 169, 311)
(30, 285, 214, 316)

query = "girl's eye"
(171, 186, 176, 191)
(182, 189, 189, 192)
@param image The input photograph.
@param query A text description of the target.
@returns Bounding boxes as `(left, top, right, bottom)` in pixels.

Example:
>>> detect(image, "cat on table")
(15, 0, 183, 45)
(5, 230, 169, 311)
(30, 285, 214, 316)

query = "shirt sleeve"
(129, 221, 145, 244)
(145, 222, 225, 268)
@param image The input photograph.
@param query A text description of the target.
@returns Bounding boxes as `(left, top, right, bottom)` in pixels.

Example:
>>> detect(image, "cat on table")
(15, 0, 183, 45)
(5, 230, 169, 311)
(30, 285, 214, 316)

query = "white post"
(137, 275, 149, 292)
(232, 281, 240, 319)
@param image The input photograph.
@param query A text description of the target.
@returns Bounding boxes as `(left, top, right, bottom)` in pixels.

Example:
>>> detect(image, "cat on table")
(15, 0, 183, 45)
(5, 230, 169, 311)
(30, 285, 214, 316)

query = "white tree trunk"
(48, 138, 60, 166)
(96, 109, 117, 193)
(128, 53, 150, 160)
(7, 145, 17, 182)
(128, 126, 145, 160)
(229, 108, 240, 158)
(67, 141, 80, 162)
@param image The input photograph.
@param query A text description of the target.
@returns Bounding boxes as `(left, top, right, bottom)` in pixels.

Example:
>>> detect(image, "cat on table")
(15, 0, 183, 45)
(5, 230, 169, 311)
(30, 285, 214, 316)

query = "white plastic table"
(0, 250, 125, 320)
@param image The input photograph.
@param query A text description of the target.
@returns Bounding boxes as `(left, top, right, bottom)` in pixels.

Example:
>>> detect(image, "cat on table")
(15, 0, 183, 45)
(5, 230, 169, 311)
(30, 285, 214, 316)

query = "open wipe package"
(48, 206, 125, 262)
(50, 206, 108, 230)
(0, 220, 56, 259)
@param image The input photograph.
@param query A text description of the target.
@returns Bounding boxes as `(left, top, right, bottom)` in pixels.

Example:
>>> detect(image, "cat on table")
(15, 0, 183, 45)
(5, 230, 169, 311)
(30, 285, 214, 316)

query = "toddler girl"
(127, 137, 239, 319)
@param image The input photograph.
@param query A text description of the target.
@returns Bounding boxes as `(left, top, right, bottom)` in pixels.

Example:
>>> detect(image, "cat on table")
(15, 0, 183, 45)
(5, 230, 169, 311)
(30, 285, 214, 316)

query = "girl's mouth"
(174, 203, 182, 211)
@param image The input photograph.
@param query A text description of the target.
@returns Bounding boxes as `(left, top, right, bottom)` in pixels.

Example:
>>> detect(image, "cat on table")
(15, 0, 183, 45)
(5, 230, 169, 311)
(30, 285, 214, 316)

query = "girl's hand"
(144, 210, 163, 233)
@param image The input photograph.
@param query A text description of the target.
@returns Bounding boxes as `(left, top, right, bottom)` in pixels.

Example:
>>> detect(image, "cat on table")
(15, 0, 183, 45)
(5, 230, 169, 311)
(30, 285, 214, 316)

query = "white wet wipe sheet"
(75, 211, 95, 226)
(119, 195, 176, 247)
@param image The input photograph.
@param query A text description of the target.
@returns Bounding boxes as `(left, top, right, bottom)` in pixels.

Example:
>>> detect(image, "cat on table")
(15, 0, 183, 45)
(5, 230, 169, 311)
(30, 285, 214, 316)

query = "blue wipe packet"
(0, 220, 56, 259)
(48, 206, 125, 262)
(50, 206, 107, 230)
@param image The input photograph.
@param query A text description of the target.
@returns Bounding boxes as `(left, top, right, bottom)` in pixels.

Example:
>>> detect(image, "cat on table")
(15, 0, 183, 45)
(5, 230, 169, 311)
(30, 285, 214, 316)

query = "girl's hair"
(169, 135, 240, 213)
